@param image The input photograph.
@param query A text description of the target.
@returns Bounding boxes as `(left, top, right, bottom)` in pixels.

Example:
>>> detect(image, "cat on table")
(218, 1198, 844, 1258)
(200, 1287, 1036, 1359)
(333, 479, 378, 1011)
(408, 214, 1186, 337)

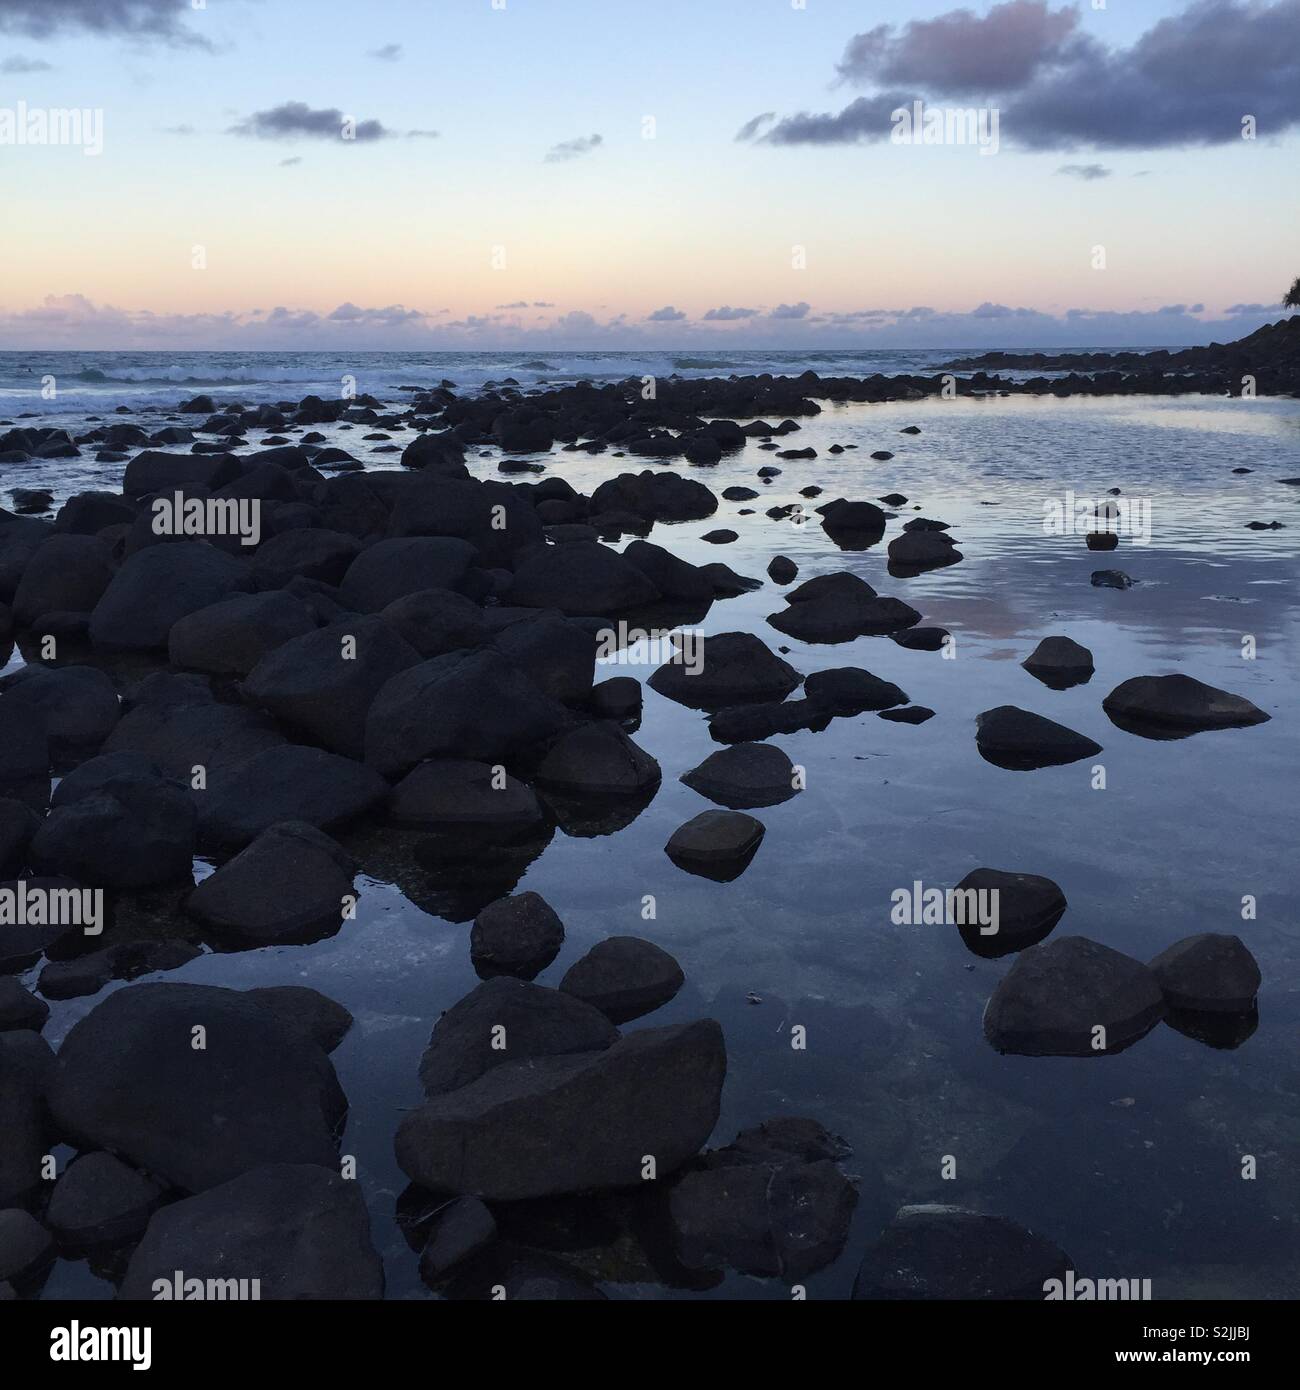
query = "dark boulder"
(1102, 674, 1269, 734)
(951, 868, 1067, 959)
(507, 542, 660, 617)
(380, 588, 488, 658)
(339, 537, 477, 612)
(1022, 636, 1094, 690)
(168, 590, 316, 677)
(559, 936, 684, 1023)
(648, 631, 800, 710)
(12, 535, 115, 627)
(975, 706, 1102, 770)
(680, 742, 799, 809)
(89, 543, 247, 652)
(1148, 934, 1260, 1014)
(804, 666, 907, 714)
(44, 1151, 164, 1250)
(665, 810, 765, 881)
(389, 759, 543, 839)
(470, 891, 565, 981)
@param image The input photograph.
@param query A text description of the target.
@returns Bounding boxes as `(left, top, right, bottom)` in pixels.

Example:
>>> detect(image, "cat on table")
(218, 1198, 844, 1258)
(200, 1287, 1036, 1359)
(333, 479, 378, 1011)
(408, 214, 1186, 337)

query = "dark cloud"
(327, 302, 425, 325)
(744, 0, 1300, 151)
(703, 305, 758, 320)
(496, 301, 530, 310)
(0, 54, 51, 72)
(0, 0, 211, 47)
(647, 305, 686, 321)
(735, 112, 775, 141)
(544, 133, 603, 163)
(771, 301, 811, 320)
(1224, 301, 1272, 314)
(533, 301, 556, 308)
(406, 129, 439, 139)
(159, 123, 194, 135)
(279, 156, 302, 167)
(230, 102, 391, 142)
(836, 1, 1082, 94)
(369, 43, 402, 62)
(1057, 162, 1110, 179)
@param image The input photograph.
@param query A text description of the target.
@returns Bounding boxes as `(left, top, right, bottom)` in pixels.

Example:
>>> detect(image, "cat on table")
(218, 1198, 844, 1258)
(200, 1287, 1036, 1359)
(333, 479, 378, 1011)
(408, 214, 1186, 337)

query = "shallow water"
(16, 390, 1300, 1300)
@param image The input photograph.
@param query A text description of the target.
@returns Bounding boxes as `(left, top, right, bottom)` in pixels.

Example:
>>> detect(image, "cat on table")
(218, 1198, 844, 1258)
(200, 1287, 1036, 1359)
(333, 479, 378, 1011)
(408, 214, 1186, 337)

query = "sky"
(0, 0, 1297, 350)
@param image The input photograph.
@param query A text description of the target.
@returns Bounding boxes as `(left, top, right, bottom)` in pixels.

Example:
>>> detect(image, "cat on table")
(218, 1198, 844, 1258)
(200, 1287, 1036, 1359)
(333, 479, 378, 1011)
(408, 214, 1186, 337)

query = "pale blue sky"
(1, 0, 1296, 347)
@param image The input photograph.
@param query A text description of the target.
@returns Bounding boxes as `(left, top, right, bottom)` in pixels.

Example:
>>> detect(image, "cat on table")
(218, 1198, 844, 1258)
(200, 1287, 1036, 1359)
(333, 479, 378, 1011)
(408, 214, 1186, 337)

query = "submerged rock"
(852, 1205, 1070, 1300)
(665, 810, 765, 881)
(120, 1164, 384, 1299)
(805, 666, 908, 714)
(533, 721, 661, 797)
(559, 936, 685, 1023)
(648, 631, 800, 710)
(389, 758, 542, 839)
(680, 742, 800, 809)
(983, 936, 1165, 1056)
(951, 868, 1067, 959)
(1021, 636, 1095, 689)
(1090, 569, 1133, 589)
(418, 978, 618, 1098)
(1102, 674, 1269, 734)
(396, 1019, 726, 1200)
(1148, 934, 1260, 1014)
(768, 572, 919, 643)
(470, 891, 565, 981)
(975, 706, 1101, 770)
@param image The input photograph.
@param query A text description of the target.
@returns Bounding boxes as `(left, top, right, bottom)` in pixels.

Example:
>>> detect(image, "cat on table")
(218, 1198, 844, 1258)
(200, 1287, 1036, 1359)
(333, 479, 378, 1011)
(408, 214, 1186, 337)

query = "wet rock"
(493, 615, 596, 704)
(665, 810, 765, 881)
(122, 449, 240, 496)
(952, 868, 1067, 959)
(1102, 674, 1269, 734)
(878, 705, 934, 724)
(33, 768, 196, 888)
(38, 940, 200, 1001)
(671, 1119, 856, 1279)
(103, 698, 282, 782)
(243, 616, 421, 759)
(805, 666, 908, 715)
(892, 626, 949, 652)
(471, 891, 565, 981)
(588, 676, 642, 725)
(48, 983, 346, 1192)
(648, 631, 800, 710)
(0, 1031, 54, 1207)
(89, 542, 247, 652)
(197, 744, 389, 849)
(338, 537, 477, 612)
(767, 555, 798, 584)
(390, 758, 542, 840)
(120, 1164, 384, 1299)
(507, 541, 660, 616)
(419, 1196, 497, 1281)
(45, 1152, 164, 1249)
(702, 528, 737, 544)
(700, 561, 761, 596)
(0, 978, 48, 1032)
(818, 498, 887, 545)
(768, 571, 920, 642)
(534, 722, 661, 796)
(1090, 569, 1133, 589)
(1085, 531, 1119, 550)
(186, 822, 355, 946)
(983, 936, 1165, 1056)
(1022, 636, 1094, 689)
(396, 1019, 725, 1200)
(418, 977, 618, 1098)
(0, 883, 83, 974)
(0, 796, 48, 879)
(169, 590, 316, 677)
(707, 697, 831, 744)
(722, 487, 759, 502)
(444, 1243, 605, 1300)
(680, 742, 799, 809)
(380, 588, 488, 658)
(590, 470, 718, 523)
(10, 488, 52, 515)
(246, 986, 353, 1054)
(975, 705, 1101, 770)
(250, 528, 362, 589)
(559, 936, 684, 1023)
(852, 1205, 1070, 1300)
(1148, 934, 1260, 1014)
(887, 531, 963, 575)
(365, 650, 572, 777)
(621, 540, 713, 604)
(12, 534, 115, 627)
(0, 1208, 54, 1285)
(0, 665, 120, 758)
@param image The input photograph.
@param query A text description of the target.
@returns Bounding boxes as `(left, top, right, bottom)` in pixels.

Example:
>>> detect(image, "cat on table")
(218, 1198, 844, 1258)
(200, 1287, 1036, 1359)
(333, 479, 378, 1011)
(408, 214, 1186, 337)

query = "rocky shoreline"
(0, 355, 1281, 1300)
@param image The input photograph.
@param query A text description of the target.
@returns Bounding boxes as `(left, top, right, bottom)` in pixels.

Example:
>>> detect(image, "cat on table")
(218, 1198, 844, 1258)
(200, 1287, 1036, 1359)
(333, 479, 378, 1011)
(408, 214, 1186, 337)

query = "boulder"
(396, 1019, 725, 1200)
(470, 891, 565, 980)
(339, 537, 477, 612)
(0, 978, 48, 1032)
(242, 617, 420, 759)
(119, 1164, 383, 1299)
(982, 936, 1165, 1056)
(493, 616, 596, 704)
(0, 1208, 54, 1285)
(887, 530, 963, 575)
(1022, 636, 1094, 690)
(418, 977, 619, 1098)
(389, 759, 543, 838)
(0, 1031, 55, 1207)
(0, 664, 120, 756)
(533, 722, 661, 797)
(680, 742, 800, 809)
(852, 1206, 1070, 1300)
(89, 543, 247, 651)
(589, 471, 718, 523)
(249, 528, 362, 589)
(975, 706, 1102, 770)
(168, 591, 316, 677)
(768, 572, 920, 643)
(418, 1196, 497, 1281)
(1148, 934, 1260, 1014)
(44, 1152, 164, 1249)
(1102, 675, 1269, 734)
(48, 983, 346, 1192)
(507, 542, 660, 617)
(380, 588, 488, 658)
(951, 868, 1067, 959)
(665, 810, 765, 881)
(804, 666, 907, 714)
(121, 450, 241, 497)
(559, 937, 684, 1023)
(11, 534, 115, 626)
(648, 631, 800, 710)
(185, 822, 355, 945)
